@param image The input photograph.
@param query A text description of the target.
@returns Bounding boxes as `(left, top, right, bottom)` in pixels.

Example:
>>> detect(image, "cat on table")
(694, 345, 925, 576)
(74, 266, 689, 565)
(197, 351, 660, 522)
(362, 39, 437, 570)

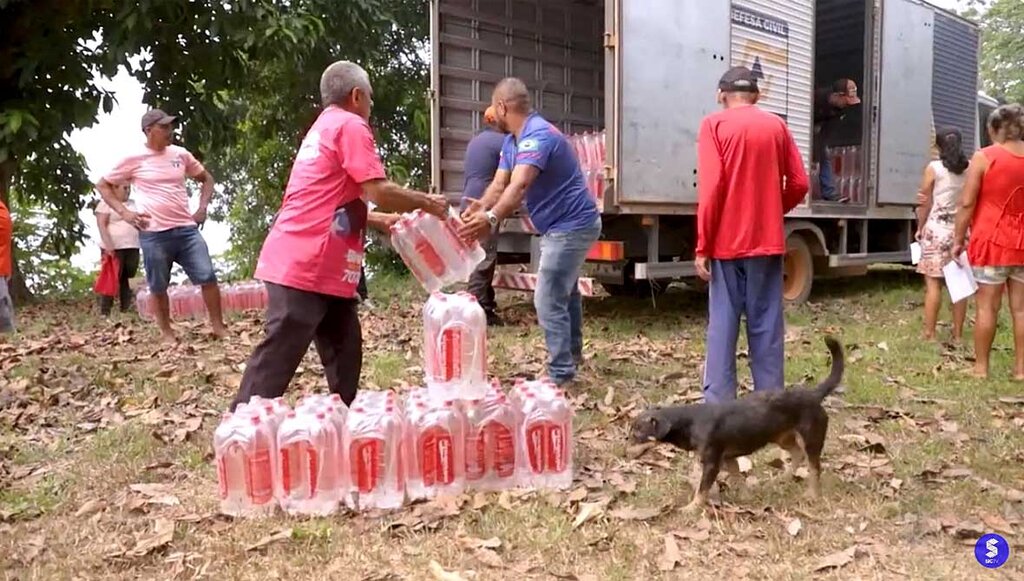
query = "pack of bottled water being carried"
(389, 208, 486, 293)
(213, 384, 574, 517)
(422, 292, 488, 401)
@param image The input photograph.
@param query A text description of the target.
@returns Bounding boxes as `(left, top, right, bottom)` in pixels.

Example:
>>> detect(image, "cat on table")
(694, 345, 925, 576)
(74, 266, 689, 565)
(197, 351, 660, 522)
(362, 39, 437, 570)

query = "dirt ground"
(2, 269, 1023, 580)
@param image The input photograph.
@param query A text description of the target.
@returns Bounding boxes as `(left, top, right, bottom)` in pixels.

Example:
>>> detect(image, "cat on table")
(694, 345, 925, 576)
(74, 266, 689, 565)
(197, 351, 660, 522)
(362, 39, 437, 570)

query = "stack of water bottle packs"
(215, 378, 573, 517)
(136, 280, 268, 320)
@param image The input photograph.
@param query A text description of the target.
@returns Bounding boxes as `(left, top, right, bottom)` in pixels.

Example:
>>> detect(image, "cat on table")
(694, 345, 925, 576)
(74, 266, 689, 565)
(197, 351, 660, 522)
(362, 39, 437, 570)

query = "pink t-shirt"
(255, 107, 387, 298)
(102, 145, 206, 232)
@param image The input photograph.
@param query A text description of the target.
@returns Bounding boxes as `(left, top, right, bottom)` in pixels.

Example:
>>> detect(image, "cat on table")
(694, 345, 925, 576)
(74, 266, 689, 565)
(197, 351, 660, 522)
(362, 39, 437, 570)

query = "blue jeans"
(819, 156, 837, 201)
(139, 225, 218, 294)
(703, 256, 785, 403)
(534, 218, 602, 383)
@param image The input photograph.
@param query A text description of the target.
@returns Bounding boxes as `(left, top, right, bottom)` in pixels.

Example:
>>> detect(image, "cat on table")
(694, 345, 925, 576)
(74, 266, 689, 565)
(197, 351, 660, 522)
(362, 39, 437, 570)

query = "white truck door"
(615, 0, 730, 206)
(877, 0, 935, 205)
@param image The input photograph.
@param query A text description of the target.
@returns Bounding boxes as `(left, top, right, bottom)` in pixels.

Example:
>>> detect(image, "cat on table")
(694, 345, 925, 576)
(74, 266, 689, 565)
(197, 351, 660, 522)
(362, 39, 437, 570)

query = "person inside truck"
(914, 127, 969, 344)
(459, 77, 602, 387)
(460, 105, 508, 327)
(695, 66, 809, 403)
(813, 78, 861, 203)
(951, 103, 1024, 381)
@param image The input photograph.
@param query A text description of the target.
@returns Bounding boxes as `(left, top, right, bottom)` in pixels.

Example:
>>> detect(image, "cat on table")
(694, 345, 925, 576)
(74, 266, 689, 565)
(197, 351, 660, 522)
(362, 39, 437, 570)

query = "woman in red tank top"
(952, 104, 1024, 379)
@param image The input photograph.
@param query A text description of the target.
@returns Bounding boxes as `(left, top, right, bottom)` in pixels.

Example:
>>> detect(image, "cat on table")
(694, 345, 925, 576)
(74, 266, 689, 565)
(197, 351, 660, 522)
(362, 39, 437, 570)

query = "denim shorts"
(973, 265, 1024, 286)
(139, 225, 218, 294)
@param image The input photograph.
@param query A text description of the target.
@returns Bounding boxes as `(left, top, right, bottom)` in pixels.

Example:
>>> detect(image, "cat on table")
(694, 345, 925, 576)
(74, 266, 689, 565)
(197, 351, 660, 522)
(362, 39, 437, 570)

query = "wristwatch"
(485, 210, 499, 229)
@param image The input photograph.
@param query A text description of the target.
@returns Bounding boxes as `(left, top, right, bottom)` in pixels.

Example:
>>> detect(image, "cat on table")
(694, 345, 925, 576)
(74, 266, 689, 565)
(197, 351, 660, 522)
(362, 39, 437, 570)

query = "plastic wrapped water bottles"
(215, 383, 574, 516)
(423, 292, 488, 401)
(514, 380, 574, 490)
(405, 399, 466, 499)
(213, 410, 276, 517)
(136, 280, 269, 320)
(344, 392, 405, 510)
(464, 392, 517, 491)
(277, 411, 341, 516)
(390, 208, 486, 293)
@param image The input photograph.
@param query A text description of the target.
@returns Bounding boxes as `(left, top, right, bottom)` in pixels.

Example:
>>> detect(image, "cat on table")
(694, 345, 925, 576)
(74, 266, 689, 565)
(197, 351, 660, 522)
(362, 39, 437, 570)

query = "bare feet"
(160, 329, 177, 343)
(922, 330, 936, 341)
(211, 325, 228, 340)
(970, 364, 988, 379)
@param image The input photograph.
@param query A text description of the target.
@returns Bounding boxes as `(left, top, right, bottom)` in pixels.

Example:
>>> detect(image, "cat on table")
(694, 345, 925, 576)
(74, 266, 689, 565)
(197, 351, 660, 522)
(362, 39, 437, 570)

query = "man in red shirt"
(695, 66, 809, 403)
(230, 60, 447, 409)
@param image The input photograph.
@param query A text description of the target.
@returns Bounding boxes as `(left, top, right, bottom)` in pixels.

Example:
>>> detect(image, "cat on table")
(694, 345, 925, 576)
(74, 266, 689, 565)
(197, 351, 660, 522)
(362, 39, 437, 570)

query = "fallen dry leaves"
(245, 528, 294, 552)
(428, 560, 468, 581)
(657, 533, 682, 571)
(812, 545, 861, 572)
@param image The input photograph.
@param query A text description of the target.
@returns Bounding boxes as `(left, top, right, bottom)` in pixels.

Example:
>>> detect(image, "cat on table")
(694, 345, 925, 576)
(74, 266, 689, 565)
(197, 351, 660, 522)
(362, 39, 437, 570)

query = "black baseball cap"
(718, 66, 759, 93)
(141, 109, 177, 131)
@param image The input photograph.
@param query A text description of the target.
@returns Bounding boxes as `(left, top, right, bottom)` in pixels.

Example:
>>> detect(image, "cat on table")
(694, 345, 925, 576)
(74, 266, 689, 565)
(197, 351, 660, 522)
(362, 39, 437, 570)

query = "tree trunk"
(0, 158, 32, 305)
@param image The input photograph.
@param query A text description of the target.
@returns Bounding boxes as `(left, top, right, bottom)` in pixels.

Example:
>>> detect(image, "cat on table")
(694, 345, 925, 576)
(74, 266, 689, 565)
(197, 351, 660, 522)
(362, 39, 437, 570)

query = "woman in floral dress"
(916, 127, 969, 342)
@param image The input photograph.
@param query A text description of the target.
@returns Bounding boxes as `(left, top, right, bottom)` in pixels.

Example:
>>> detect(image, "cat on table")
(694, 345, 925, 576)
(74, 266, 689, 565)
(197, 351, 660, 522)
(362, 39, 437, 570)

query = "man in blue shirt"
(461, 77, 602, 386)
(461, 106, 507, 326)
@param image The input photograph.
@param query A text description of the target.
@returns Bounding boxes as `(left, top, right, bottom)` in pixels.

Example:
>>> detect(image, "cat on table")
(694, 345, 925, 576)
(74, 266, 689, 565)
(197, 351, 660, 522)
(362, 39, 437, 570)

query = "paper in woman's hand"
(942, 251, 978, 304)
(910, 242, 922, 265)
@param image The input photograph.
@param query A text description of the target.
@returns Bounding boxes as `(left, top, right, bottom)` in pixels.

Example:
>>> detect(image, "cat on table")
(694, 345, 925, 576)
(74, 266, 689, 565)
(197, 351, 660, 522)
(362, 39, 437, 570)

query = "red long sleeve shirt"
(696, 105, 809, 259)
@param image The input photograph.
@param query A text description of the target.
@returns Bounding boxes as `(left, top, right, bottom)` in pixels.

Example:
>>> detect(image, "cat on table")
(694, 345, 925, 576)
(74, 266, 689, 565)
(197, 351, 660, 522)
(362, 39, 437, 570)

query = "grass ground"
(1, 268, 1023, 580)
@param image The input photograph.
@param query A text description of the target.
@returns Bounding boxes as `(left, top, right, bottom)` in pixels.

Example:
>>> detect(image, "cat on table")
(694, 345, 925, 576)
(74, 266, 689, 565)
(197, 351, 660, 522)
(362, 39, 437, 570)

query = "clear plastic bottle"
(403, 400, 430, 501)
(214, 411, 276, 517)
(135, 289, 153, 320)
(465, 395, 517, 491)
(391, 217, 445, 292)
(277, 411, 339, 516)
(423, 292, 488, 401)
(344, 404, 404, 510)
(518, 388, 574, 490)
(410, 400, 466, 498)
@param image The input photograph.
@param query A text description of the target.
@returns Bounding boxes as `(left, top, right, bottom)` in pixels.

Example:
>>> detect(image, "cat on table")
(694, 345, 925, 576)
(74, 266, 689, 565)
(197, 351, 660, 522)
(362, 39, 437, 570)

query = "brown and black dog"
(630, 336, 844, 510)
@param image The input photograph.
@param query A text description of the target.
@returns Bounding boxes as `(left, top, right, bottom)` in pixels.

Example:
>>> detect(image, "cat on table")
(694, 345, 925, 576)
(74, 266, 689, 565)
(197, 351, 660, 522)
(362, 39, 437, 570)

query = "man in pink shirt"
(96, 109, 227, 341)
(229, 60, 447, 409)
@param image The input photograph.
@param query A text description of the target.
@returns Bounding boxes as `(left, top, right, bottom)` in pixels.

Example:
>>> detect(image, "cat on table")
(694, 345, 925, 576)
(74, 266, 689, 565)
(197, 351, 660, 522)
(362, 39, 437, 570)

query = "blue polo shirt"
(498, 112, 599, 234)
(461, 128, 506, 210)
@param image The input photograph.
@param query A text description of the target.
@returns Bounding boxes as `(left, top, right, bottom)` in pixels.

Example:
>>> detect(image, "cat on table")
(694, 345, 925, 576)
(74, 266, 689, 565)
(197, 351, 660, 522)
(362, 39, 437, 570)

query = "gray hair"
(320, 61, 372, 108)
(494, 77, 532, 113)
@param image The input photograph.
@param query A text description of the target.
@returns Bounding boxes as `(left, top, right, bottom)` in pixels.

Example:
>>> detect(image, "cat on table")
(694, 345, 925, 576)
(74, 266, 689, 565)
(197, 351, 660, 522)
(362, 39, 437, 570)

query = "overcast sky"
(66, 0, 971, 270)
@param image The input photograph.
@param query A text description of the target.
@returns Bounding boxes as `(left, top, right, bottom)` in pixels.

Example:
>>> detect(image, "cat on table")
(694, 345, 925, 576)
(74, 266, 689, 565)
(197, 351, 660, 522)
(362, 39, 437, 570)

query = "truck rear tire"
(783, 234, 813, 304)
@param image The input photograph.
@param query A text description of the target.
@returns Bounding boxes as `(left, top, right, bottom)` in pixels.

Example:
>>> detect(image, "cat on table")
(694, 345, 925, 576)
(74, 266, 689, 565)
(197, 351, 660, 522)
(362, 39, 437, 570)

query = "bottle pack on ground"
(423, 292, 488, 401)
(513, 379, 574, 490)
(404, 397, 466, 500)
(344, 391, 404, 510)
(136, 280, 269, 320)
(216, 381, 574, 517)
(213, 410, 276, 518)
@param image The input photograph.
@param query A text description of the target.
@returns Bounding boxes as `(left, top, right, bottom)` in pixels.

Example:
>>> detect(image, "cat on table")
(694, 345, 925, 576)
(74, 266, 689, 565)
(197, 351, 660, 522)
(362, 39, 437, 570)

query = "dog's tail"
(813, 336, 844, 400)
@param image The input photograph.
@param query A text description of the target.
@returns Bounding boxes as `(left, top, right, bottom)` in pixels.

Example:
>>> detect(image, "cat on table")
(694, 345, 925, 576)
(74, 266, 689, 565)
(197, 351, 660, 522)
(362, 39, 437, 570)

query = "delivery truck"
(428, 0, 982, 302)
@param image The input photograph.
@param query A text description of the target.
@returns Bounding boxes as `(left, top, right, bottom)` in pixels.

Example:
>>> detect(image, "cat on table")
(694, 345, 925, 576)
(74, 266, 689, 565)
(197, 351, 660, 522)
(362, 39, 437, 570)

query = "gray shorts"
(0, 277, 15, 333)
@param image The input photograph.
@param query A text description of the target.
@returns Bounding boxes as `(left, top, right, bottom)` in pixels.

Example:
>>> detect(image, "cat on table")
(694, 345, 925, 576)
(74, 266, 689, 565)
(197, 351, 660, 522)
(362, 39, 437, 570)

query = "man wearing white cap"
(96, 109, 227, 341)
